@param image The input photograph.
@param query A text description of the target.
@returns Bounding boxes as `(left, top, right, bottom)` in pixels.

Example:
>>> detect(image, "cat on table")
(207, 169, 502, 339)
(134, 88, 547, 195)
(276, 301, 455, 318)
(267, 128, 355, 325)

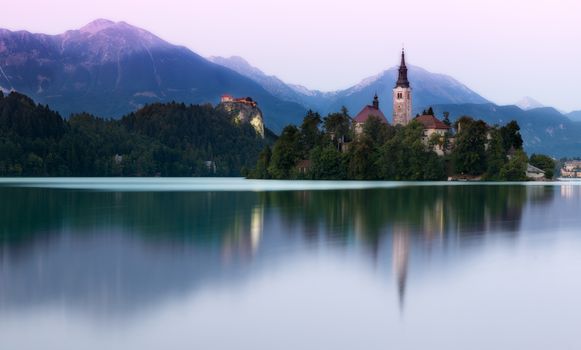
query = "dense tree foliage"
(250, 110, 546, 181)
(529, 154, 556, 179)
(0, 92, 271, 176)
(250, 111, 447, 180)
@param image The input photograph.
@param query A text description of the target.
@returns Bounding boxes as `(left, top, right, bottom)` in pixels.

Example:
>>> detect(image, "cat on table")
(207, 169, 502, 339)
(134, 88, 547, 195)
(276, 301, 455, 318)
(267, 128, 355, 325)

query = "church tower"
(393, 49, 412, 126)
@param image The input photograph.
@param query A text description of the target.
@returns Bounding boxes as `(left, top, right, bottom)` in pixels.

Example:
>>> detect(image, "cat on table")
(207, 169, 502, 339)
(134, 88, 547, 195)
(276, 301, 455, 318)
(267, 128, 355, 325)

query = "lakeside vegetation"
(0, 91, 556, 180)
(0, 91, 272, 176)
(248, 109, 555, 181)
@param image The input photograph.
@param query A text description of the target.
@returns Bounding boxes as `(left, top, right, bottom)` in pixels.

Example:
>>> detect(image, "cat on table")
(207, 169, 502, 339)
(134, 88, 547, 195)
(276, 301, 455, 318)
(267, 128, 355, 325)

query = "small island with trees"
(247, 107, 555, 181)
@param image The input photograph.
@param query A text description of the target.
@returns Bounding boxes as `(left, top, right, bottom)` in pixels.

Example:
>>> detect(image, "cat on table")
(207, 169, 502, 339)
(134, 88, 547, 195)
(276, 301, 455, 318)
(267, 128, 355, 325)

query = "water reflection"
(0, 183, 562, 319)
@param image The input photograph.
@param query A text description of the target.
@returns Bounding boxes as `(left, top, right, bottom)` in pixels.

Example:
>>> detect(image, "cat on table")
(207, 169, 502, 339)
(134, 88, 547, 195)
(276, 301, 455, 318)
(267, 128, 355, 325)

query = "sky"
(3, 0, 581, 111)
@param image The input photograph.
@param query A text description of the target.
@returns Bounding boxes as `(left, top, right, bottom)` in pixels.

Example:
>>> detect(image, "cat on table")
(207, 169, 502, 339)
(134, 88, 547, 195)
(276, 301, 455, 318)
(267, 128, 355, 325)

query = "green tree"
(268, 126, 301, 179)
(324, 110, 352, 150)
(309, 145, 345, 180)
(299, 110, 323, 155)
(500, 120, 524, 152)
(452, 116, 488, 176)
(529, 154, 555, 179)
(500, 149, 528, 181)
(485, 128, 507, 180)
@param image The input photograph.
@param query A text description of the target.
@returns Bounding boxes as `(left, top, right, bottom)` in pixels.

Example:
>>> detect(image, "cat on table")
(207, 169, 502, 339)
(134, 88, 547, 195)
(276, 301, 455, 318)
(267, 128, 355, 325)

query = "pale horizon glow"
(3, 0, 581, 111)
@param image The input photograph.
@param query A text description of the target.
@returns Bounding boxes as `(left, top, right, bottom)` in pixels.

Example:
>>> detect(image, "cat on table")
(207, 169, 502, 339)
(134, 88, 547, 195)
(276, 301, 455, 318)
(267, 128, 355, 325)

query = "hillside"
(0, 91, 273, 176)
(0, 20, 305, 132)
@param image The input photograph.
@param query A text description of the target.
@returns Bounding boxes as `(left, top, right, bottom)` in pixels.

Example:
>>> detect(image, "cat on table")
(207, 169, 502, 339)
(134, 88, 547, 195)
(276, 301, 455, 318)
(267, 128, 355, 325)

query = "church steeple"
(395, 49, 410, 88)
(372, 93, 379, 109)
(392, 49, 412, 126)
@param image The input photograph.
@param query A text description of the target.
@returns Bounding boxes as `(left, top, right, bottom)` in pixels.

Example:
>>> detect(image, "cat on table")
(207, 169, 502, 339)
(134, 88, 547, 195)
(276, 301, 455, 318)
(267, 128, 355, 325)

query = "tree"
(323, 111, 352, 150)
(347, 136, 376, 180)
(485, 128, 507, 180)
(452, 116, 488, 176)
(529, 154, 555, 179)
(500, 149, 528, 181)
(299, 110, 323, 156)
(500, 120, 524, 152)
(268, 125, 301, 179)
(250, 146, 272, 179)
(309, 145, 345, 180)
(363, 116, 393, 146)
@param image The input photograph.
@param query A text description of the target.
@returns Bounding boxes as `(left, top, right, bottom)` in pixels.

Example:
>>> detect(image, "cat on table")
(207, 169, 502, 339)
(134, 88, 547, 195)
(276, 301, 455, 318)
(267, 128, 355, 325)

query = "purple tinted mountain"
(0, 20, 305, 132)
(209, 56, 489, 115)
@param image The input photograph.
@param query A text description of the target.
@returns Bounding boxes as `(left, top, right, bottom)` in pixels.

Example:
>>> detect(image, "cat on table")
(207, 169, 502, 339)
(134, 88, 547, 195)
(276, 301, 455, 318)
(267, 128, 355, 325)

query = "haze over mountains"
(209, 55, 489, 116)
(1, 19, 581, 156)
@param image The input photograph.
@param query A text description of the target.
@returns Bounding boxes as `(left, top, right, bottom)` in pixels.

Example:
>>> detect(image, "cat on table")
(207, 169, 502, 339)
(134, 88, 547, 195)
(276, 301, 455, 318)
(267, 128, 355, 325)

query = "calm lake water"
(1, 178, 581, 350)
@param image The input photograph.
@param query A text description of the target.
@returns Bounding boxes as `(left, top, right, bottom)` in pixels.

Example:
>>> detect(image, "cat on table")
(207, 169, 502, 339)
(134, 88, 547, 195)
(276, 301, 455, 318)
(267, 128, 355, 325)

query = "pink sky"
(3, 0, 581, 111)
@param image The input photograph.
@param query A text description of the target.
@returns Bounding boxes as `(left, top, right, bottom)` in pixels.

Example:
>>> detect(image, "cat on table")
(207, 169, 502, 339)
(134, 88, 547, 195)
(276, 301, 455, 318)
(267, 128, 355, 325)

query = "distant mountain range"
(1, 19, 581, 156)
(209, 56, 489, 116)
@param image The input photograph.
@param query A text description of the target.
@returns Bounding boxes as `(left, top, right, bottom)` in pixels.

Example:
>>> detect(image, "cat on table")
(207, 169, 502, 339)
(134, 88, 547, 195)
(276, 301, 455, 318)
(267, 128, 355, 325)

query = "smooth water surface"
(1, 179, 581, 349)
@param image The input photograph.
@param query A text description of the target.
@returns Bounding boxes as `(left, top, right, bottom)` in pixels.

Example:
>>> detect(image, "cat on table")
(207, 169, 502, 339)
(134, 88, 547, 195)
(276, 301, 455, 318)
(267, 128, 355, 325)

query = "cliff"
(218, 100, 265, 138)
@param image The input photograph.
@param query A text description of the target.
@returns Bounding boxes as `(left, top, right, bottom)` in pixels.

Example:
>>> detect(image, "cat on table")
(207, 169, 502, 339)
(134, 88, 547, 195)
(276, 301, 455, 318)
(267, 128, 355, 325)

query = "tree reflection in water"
(0, 184, 557, 315)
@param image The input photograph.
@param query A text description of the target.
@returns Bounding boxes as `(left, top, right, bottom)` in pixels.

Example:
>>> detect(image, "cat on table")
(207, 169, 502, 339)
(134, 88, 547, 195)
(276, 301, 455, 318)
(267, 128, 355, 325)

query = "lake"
(1, 178, 580, 350)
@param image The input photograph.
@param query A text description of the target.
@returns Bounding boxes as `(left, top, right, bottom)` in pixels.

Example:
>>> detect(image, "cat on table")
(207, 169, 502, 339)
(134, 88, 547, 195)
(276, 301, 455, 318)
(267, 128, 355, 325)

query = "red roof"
(415, 115, 451, 130)
(353, 105, 389, 124)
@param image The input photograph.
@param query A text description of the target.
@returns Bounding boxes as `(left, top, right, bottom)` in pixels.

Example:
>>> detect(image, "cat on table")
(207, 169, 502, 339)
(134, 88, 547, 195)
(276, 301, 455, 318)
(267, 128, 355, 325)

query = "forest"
(0, 91, 272, 176)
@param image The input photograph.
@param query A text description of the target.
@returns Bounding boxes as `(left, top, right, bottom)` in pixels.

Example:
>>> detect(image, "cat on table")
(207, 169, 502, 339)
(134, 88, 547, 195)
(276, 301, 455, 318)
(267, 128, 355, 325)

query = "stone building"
(393, 50, 412, 126)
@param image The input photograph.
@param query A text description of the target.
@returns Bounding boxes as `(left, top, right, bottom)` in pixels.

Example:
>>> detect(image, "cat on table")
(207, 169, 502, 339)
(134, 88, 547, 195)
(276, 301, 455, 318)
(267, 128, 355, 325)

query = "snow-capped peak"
(79, 19, 116, 35)
(516, 96, 544, 111)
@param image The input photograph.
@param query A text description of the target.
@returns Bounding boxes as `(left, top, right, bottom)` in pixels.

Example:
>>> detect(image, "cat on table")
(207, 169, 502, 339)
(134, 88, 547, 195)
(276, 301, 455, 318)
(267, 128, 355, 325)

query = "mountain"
(515, 96, 545, 110)
(567, 110, 581, 122)
(0, 19, 306, 132)
(432, 103, 581, 157)
(209, 56, 489, 116)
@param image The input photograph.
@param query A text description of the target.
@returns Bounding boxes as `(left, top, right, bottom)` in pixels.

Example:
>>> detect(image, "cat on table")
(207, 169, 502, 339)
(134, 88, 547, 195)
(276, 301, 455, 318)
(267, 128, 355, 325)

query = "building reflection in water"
(392, 226, 410, 311)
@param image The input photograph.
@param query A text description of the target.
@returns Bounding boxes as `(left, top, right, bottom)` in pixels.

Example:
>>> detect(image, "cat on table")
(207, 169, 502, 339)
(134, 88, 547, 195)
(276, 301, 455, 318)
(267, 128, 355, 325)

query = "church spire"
(395, 49, 410, 88)
(373, 92, 379, 109)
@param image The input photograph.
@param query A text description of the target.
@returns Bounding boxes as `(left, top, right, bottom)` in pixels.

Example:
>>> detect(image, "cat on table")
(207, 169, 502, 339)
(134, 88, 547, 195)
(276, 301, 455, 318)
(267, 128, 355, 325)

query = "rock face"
(218, 99, 265, 138)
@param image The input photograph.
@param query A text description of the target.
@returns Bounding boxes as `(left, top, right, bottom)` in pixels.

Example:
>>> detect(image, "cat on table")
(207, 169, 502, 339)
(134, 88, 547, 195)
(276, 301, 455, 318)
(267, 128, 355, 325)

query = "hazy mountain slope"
(567, 110, 581, 122)
(0, 20, 306, 132)
(208, 55, 334, 111)
(432, 103, 581, 157)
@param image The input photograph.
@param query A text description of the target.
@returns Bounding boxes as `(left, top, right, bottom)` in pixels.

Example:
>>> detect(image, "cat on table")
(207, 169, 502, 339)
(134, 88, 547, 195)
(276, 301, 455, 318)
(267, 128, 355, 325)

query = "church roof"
(395, 49, 410, 88)
(353, 105, 389, 124)
(415, 115, 450, 130)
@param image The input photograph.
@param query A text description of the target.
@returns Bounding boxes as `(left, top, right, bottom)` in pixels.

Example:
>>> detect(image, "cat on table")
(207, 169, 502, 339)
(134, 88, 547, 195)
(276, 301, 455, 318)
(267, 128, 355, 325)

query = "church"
(353, 49, 451, 154)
